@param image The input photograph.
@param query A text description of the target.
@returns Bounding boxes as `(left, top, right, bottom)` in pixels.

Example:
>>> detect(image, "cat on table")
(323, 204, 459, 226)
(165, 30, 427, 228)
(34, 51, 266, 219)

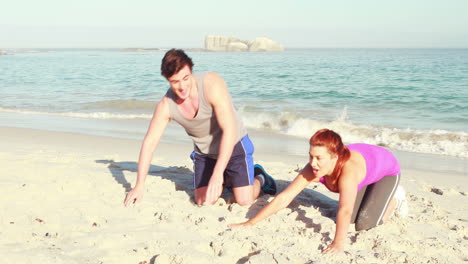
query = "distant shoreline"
(2, 47, 467, 54)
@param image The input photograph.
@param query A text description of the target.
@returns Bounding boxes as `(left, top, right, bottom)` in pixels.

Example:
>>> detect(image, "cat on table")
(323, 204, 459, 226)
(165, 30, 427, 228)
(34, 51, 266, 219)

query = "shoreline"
(1, 108, 468, 161)
(0, 126, 467, 263)
(1, 125, 465, 184)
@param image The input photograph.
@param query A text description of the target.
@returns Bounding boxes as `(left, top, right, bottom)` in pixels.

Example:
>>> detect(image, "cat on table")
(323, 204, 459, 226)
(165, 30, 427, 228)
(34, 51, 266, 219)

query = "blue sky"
(1, 0, 467, 48)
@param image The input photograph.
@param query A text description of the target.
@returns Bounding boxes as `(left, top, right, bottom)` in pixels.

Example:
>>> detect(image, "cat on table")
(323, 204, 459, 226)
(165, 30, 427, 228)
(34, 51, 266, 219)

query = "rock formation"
(226, 42, 249, 52)
(248, 37, 284, 52)
(205, 36, 284, 52)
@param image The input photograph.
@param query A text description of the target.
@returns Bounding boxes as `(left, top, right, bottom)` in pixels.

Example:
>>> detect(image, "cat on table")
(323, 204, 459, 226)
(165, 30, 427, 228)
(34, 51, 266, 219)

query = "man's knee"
(232, 185, 255, 206)
(235, 197, 254, 207)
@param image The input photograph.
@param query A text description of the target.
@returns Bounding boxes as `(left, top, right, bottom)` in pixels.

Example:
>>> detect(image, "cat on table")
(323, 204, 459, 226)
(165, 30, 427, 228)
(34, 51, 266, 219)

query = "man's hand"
(322, 241, 344, 254)
(124, 186, 144, 206)
(205, 173, 223, 204)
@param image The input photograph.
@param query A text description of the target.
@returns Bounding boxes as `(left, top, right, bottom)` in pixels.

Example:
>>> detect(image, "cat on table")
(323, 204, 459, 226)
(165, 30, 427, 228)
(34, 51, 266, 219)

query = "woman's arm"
(322, 163, 360, 253)
(229, 163, 318, 227)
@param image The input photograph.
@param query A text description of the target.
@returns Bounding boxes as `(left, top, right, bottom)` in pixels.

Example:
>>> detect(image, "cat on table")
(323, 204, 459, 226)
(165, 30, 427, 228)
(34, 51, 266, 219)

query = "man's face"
(168, 65, 192, 101)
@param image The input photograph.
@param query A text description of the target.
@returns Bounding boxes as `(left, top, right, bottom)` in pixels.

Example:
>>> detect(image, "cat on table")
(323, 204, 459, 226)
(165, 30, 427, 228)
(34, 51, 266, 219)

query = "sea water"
(0, 49, 467, 158)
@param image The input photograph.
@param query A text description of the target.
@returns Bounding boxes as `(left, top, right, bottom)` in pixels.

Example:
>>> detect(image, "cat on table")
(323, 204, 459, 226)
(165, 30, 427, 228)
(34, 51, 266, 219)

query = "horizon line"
(2, 46, 468, 50)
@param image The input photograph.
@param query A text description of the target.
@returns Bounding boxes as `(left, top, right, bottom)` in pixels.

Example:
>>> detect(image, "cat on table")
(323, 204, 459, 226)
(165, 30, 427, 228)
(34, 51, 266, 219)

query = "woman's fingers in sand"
(228, 222, 252, 228)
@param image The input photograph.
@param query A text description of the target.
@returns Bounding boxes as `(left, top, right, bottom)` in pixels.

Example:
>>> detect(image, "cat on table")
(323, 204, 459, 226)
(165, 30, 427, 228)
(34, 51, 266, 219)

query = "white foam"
(2, 106, 467, 158)
(239, 108, 468, 159)
(0, 107, 152, 120)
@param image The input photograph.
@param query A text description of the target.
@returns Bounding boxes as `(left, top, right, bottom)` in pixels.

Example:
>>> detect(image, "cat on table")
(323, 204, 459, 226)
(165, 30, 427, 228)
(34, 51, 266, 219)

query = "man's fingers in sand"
(206, 183, 222, 204)
(123, 193, 134, 206)
(124, 196, 135, 206)
(205, 186, 215, 203)
(321, 245, 343, 254)
(124, 189, 143, 206)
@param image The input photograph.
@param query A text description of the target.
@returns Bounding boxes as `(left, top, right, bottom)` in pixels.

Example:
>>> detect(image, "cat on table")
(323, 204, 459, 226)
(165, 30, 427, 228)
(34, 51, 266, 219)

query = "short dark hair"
(160, 49, 194, 79)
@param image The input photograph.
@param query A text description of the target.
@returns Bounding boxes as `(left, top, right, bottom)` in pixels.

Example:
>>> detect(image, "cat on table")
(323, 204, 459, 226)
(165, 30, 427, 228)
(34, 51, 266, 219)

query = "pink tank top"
(320, 143, 400, 192)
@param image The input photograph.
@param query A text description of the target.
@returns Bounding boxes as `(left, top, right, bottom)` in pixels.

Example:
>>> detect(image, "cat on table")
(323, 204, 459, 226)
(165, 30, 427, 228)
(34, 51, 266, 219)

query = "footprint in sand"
(428, 186, 466, 196)
(153, 211, 169, 223)
(430, 187, 444, 195)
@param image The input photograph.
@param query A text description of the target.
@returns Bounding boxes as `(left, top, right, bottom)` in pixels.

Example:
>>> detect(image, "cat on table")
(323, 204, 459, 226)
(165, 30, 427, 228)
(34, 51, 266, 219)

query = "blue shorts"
(190, 135, 254, 189)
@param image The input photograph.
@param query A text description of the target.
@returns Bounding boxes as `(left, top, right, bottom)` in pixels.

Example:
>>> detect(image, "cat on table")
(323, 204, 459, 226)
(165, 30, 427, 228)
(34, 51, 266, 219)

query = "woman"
(230, 129, 404, 253)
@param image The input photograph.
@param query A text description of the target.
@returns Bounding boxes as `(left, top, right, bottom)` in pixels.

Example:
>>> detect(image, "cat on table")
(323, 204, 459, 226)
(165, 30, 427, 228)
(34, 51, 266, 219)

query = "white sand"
(0, 127, 467, 264)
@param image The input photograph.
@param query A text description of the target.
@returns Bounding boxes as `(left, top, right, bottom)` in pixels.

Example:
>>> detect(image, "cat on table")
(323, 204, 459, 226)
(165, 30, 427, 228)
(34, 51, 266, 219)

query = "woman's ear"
(331, 153, 339, 161)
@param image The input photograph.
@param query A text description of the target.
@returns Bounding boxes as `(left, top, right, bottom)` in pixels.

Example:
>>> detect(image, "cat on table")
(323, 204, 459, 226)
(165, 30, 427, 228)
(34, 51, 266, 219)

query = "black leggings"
(351, 174, 401, 231)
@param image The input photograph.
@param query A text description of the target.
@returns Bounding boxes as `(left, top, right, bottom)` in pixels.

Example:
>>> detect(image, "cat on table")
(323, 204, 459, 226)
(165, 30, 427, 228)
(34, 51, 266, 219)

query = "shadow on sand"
(95, 159, 194, 197)
(245, 179, 338, 226)
(96, 159, 338, 225)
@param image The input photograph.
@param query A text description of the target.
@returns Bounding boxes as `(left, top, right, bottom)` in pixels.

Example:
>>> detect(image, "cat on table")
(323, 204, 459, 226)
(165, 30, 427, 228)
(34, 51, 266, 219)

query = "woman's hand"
(322, 241, 344, 254)
(228, 221, 253, 228)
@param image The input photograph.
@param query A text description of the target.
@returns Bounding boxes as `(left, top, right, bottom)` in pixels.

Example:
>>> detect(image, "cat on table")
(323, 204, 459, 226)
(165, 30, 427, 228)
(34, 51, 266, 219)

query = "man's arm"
(203, 72, 238, 202)
(124, 97, 170, 206)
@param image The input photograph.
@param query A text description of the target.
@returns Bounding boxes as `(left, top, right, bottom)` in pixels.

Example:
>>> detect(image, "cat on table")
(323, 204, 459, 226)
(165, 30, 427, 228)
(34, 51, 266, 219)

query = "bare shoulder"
(203, 72, 229, 104)
(341, 151, 366, 183)
(158, 95, 169, 108)
(204, 72, 228, 91)
(153, 95, 170, 118)
(203, 72, 224, 84)
(349, 150, 366, 168)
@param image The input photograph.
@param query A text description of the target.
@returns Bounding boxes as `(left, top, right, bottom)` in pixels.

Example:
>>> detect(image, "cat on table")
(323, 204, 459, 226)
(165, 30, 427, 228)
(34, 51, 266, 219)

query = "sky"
(1, 0, 467, 48)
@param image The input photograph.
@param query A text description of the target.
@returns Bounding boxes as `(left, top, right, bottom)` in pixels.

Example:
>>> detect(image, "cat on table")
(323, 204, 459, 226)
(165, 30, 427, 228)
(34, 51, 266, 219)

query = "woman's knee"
(355, 217, 380, 231)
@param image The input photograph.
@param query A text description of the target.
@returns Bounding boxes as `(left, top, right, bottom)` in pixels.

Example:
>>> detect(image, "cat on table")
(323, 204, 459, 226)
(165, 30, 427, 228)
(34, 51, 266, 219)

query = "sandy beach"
(0, 126, 467, 264)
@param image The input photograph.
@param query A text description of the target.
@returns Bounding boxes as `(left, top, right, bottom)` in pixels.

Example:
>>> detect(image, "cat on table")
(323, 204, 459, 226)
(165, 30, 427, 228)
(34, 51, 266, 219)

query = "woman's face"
(309, 145, 338, 177)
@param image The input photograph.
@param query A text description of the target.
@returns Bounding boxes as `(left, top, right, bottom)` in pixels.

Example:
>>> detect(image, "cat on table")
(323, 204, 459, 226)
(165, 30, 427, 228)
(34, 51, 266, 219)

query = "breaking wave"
(0, 107, 152, 119)
(1, 106, 467, 158)
(239, 107, 468, 159)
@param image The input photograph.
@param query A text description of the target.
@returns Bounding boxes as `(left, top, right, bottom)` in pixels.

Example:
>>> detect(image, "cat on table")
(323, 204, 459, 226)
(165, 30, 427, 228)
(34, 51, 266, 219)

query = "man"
(124, 49, 276, 206)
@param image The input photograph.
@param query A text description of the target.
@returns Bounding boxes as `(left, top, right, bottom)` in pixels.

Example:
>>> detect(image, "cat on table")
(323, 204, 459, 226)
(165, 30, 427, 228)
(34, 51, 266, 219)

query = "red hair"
(309, 129, 350, 191)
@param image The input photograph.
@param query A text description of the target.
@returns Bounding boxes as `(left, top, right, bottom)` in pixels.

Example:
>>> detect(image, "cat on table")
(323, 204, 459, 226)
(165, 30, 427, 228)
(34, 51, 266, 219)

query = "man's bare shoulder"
(202, 72, 229, 104)
(203, 72, 225, 87)
(153, 95, 171, 116)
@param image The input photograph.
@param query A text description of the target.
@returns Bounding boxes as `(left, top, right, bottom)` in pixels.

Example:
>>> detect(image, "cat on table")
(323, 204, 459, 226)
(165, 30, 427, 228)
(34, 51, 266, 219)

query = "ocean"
(1, 49, 467, 159)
